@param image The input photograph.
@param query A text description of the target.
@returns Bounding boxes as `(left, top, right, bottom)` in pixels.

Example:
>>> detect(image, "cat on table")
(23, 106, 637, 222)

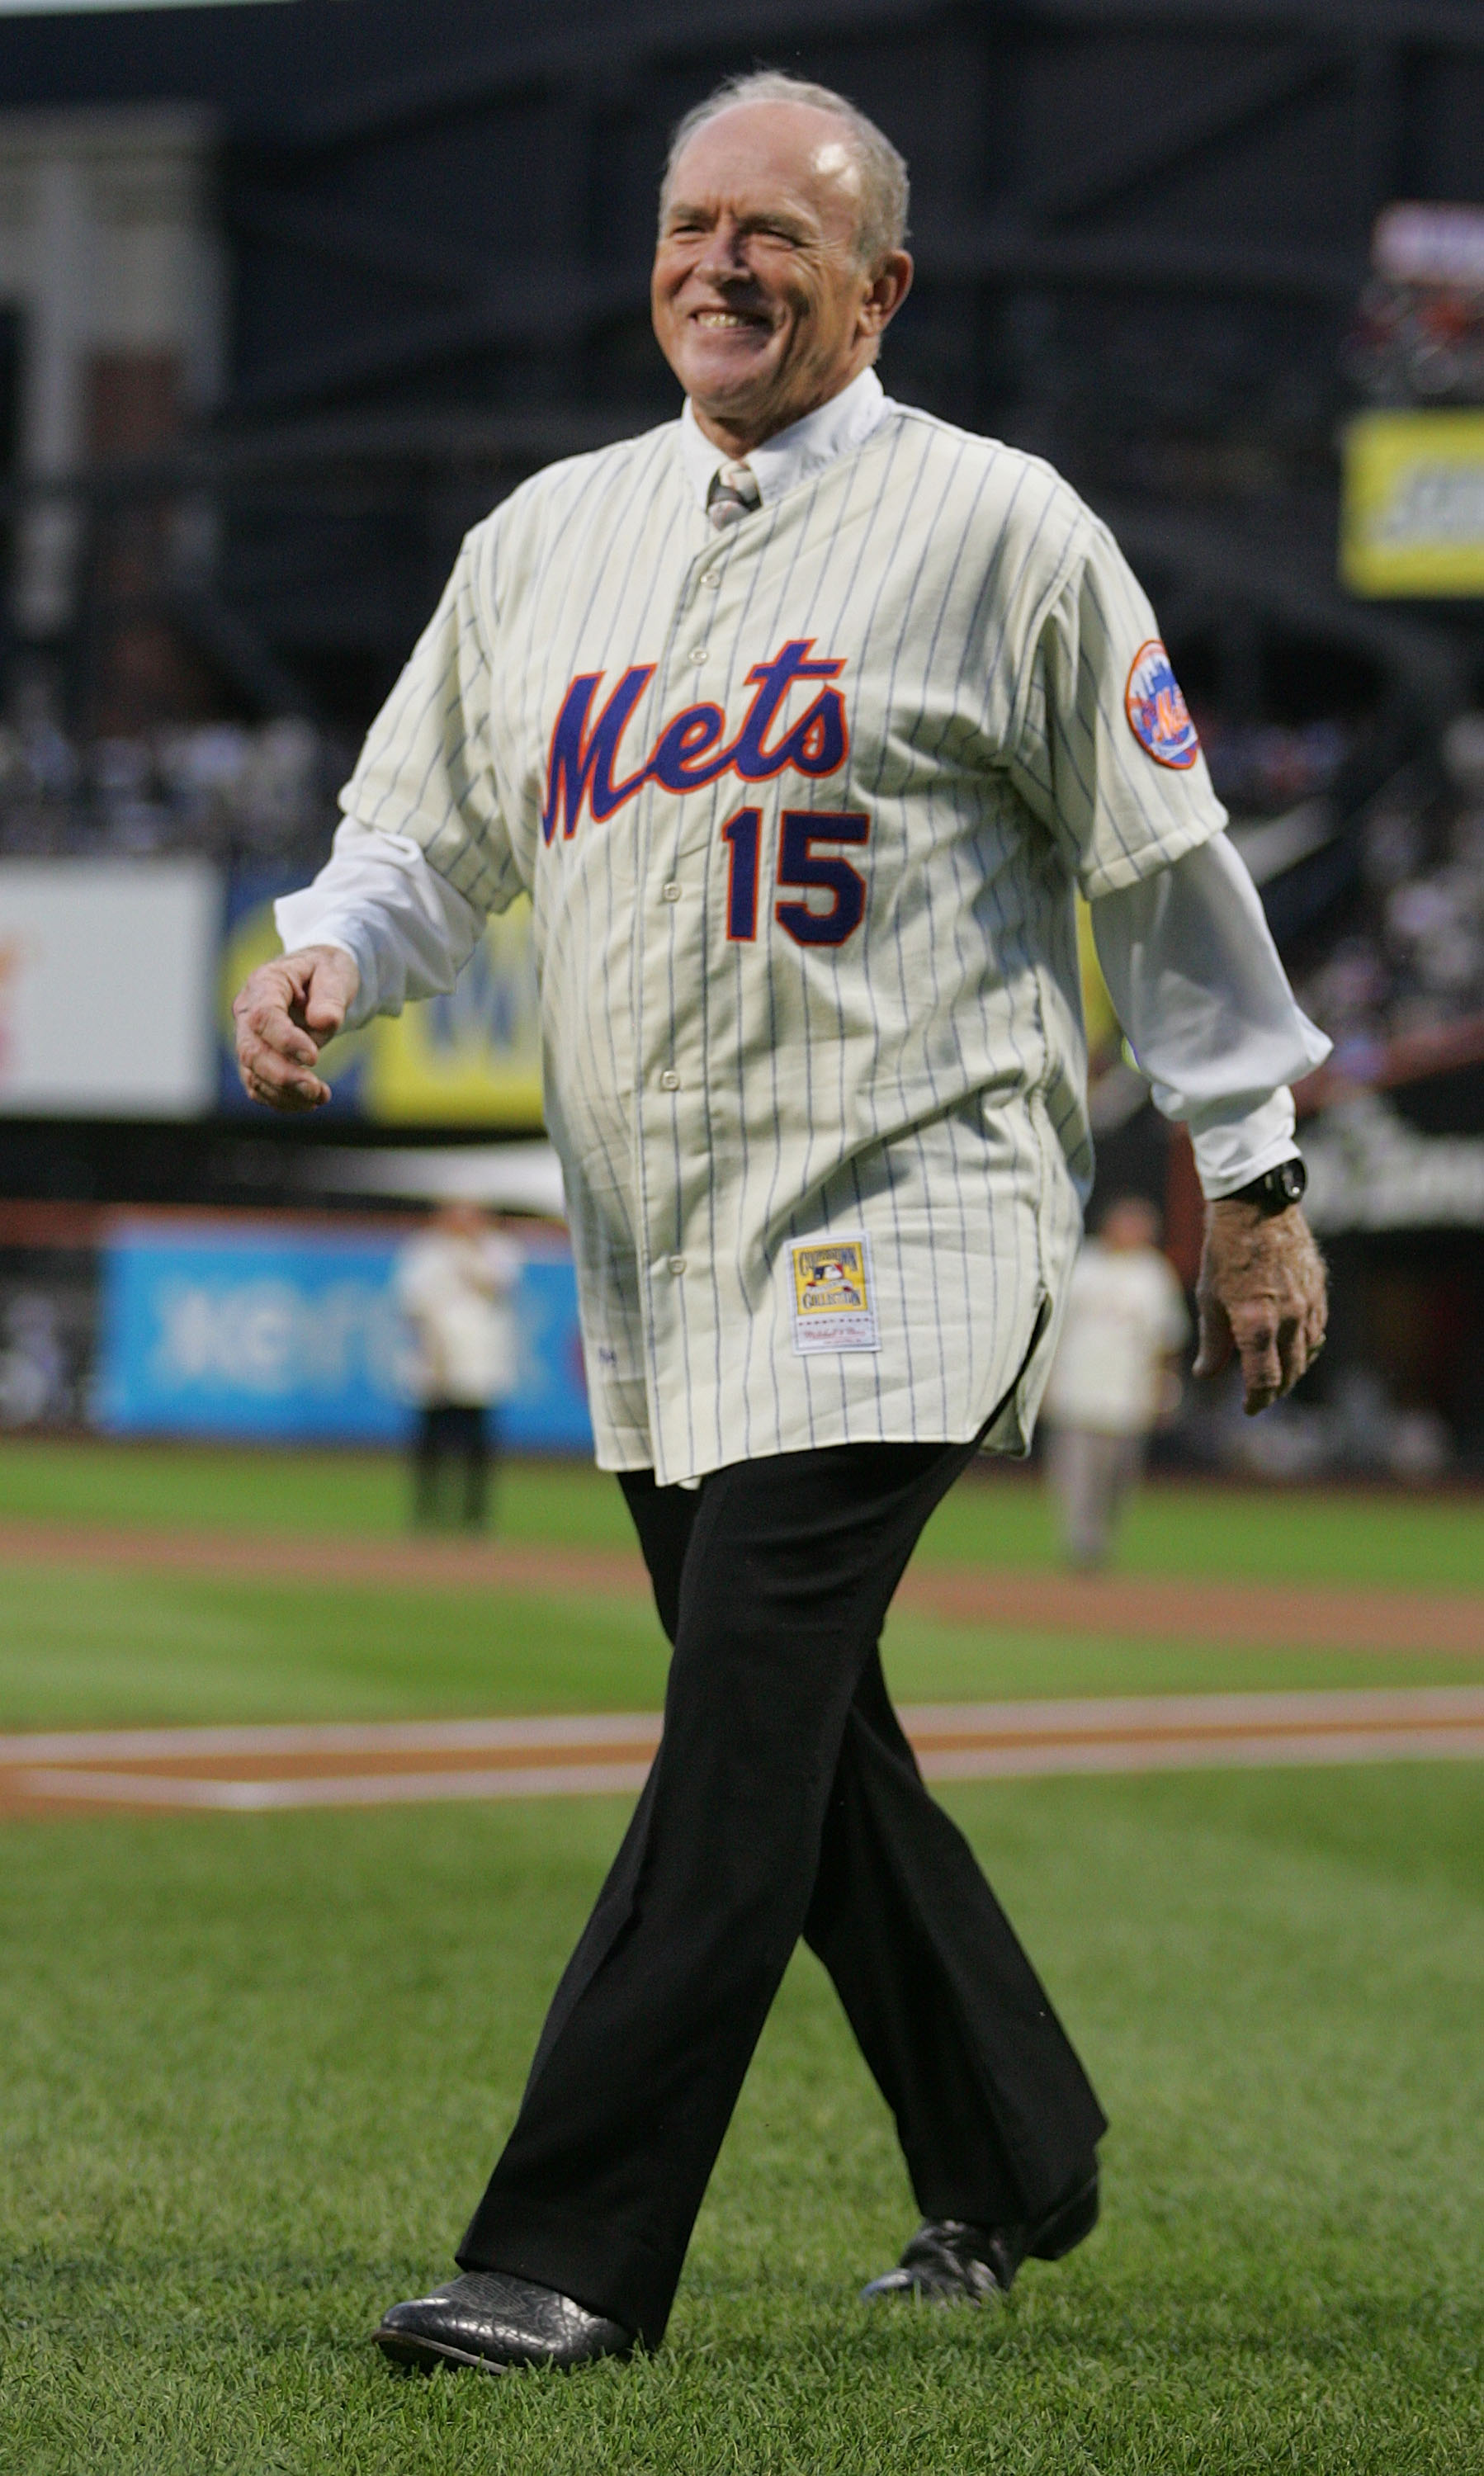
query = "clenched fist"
(1193, 1199, 1328, 1415)
(233, 944, 360, 1113)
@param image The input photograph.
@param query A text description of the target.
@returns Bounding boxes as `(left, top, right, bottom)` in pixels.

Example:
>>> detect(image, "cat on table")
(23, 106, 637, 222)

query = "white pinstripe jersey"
(339, 397, 1227, 1484)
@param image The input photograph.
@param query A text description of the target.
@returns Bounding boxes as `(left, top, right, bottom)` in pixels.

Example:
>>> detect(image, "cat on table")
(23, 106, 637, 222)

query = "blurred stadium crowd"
(0, 703, 340, 872)
(1293, 713, 1484, 1064)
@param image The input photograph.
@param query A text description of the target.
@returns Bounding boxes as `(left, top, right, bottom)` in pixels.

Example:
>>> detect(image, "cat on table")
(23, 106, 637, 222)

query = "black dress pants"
(457, 1434, 1106, 2345)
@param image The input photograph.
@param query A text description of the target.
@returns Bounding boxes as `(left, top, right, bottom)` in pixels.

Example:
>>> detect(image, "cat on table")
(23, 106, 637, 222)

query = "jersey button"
(700, 569, 722, 588)
(661, 880, 681, 903)
(688, 646, 708, 665)
(667, 1254, 687, 1276)
(659, 1069, 680, 1090)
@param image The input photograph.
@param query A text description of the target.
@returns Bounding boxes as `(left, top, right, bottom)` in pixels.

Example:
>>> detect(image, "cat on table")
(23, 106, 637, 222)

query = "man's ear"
(860, 249, 913, 338)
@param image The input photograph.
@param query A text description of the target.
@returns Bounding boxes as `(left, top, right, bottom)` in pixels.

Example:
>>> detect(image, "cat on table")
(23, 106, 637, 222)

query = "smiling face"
(651, 101, 912, 456)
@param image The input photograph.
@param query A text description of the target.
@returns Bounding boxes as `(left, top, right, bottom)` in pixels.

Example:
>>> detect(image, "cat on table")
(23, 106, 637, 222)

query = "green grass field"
(6, 1431, 1484, 1588)
(1, 1439, 1482, 2472)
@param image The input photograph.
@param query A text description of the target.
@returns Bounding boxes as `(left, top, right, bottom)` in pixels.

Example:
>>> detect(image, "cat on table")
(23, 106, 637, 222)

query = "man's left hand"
(1193, 1201, 1327, 1416)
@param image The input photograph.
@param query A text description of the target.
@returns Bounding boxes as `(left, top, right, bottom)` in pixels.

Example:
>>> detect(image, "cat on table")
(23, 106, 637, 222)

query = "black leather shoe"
(862, 2166, 1099, 2304)
(373, 2269, 635, 2373)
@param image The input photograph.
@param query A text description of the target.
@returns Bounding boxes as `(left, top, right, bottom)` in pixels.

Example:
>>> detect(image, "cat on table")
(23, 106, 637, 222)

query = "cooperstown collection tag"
(789, 1236, 881, 1354)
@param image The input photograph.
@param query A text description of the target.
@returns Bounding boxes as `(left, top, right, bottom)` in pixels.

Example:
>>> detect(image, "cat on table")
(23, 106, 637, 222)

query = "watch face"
(1276, 1159, 1307, 1204)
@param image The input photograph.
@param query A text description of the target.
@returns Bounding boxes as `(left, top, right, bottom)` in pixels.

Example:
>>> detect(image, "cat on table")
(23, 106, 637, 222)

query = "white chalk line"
(0, 1712, 666, 1764)
(19, 1760, 659, 1810)
(4, 1689, 1484, 1811)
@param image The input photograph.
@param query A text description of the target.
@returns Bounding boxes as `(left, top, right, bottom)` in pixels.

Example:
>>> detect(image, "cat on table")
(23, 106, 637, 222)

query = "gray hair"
(660, 70, 910, 269)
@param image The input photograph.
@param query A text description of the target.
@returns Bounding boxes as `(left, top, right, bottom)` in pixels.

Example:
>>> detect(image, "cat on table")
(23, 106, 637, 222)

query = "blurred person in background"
(1041, 1195, 1190, 1571)
(395, 1203, 521, 1531)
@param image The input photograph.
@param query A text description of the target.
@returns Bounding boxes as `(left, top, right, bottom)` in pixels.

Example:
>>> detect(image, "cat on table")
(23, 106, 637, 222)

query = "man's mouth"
(691, 307, 771, 333)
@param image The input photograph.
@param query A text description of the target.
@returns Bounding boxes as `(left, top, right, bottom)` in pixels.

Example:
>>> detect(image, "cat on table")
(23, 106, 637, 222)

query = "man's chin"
(676, 345, 782, 417)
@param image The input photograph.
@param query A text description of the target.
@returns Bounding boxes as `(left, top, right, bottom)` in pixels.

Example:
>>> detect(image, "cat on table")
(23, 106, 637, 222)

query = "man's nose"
(692, 217, 750, 280)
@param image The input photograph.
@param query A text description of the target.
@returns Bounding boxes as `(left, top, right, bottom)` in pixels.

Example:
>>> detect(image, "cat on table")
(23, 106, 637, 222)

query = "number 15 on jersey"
(720, 808, 870, 948)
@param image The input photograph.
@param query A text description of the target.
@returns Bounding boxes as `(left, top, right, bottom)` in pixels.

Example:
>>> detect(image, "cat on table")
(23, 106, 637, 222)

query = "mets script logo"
(1124, 640, 1199, 772)
(541, 638, 848, 842)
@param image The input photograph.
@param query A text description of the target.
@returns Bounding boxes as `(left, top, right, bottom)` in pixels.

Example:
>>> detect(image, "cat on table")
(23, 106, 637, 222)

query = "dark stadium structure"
(1, 0, 1479, 748)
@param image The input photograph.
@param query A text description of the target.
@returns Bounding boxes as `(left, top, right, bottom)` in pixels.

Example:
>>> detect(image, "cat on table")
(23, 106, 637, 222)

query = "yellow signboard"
(221, 886, 544, 1128)
(1075, 893, 1118, 1067)
(1340, 410, 1484, 597)
(358, 898, 543, 1126)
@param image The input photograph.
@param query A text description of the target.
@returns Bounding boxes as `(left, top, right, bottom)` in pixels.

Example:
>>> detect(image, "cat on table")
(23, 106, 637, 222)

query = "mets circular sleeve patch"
(1124, 640, 1200, 770)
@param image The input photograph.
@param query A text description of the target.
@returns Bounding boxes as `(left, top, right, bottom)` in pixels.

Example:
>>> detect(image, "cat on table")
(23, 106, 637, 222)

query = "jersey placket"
(632, 525, 739, 1485)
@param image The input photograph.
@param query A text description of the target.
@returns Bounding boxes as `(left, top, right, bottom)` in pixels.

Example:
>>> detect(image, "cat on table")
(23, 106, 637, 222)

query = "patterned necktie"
(707, 460, 761, 531)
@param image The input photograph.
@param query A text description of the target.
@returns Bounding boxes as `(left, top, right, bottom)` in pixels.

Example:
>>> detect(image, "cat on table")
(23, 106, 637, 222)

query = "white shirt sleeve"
(1090, 830, 1331, 1200)
(273, 815, 485, 1032)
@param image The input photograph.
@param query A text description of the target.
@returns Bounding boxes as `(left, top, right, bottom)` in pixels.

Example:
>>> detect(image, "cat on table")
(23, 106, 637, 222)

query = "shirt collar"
(678, 366, 890, 511)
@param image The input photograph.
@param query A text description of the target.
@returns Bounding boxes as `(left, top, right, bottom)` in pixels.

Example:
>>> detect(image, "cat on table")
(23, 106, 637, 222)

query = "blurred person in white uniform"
(395, 1203, 522, 1529)
(1041, 1195, 1189, 1571)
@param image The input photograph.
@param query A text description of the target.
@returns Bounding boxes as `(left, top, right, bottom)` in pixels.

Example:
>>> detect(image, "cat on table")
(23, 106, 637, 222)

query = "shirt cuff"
(1189, 1088, 1298, 1200)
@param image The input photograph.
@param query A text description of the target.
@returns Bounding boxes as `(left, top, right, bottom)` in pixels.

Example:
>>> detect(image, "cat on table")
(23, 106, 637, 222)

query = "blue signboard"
(95, 1221, 592, 1453)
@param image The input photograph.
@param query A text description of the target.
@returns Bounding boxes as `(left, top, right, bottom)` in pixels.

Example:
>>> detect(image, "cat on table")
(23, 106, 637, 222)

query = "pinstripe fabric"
(339, 408, 1226, 1485)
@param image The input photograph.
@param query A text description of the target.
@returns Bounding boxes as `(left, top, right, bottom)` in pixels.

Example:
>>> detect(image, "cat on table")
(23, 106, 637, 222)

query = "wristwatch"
(1228, 1156, 1307, 1215)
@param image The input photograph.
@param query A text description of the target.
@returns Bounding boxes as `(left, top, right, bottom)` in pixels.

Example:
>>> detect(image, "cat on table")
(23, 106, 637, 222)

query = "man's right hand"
(232, 945, 360, 1113)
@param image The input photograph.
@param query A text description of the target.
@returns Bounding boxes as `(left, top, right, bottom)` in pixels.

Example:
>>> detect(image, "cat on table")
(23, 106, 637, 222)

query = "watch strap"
(1228, 1156, 1307, 1215)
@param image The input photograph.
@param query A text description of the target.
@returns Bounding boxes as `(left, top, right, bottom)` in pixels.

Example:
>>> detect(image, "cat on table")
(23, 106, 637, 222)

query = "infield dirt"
(1, 1514, 1480, 1656)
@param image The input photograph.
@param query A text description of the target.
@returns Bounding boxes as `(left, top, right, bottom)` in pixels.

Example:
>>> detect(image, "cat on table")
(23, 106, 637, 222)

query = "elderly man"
(234, 72, 1328, 2372)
